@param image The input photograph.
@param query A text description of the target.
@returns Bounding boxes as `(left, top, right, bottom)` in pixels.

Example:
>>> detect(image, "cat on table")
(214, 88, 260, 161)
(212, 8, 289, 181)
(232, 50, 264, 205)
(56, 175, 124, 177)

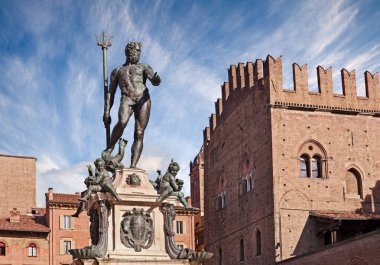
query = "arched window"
(28, 243, 37, 257)
(0, 242, 5, 256)
(311, 156, 321, 178)
(217, 191, 227, 209)
(298, 140, 327, 178)
(300, 155, 309, 177)
(256, 230, 261, 256)
(346, 168, 363, 198)
(239, 239, 244, 261)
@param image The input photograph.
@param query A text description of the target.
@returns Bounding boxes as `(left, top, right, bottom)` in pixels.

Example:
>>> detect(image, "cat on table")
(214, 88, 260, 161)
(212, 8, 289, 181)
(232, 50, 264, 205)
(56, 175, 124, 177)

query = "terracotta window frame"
(28, 243, 37, 257)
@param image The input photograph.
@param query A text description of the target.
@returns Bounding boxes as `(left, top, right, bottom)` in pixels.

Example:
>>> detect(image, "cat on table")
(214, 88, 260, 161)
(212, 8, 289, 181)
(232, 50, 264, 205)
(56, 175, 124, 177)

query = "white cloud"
(36, 161, 90, 207)
(37, 156, 61, 174)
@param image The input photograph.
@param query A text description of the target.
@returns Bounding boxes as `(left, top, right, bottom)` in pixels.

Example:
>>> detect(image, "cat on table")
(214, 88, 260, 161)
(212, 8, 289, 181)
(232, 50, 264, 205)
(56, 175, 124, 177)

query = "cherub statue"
(72, 158, 121, 217)
(155, 160, 189, 208)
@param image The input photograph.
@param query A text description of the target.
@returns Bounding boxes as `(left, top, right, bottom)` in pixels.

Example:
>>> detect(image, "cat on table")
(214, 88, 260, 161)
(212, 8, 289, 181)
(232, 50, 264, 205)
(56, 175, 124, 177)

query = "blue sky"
(1, 0, 380, 207)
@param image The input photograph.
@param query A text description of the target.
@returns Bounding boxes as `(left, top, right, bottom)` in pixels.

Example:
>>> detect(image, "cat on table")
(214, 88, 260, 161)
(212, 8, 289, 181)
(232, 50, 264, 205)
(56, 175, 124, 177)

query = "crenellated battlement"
(203, 55, 380, 146)
(266, 55, 380, 112)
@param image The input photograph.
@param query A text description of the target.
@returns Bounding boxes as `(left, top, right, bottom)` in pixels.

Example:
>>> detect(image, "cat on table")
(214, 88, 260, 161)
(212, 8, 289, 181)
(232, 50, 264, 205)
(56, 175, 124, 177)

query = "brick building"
(173, 202, 198, 250)
(45, 188, 91, 265)
(0, 208, 50, 265)
(0, 154, 36, 217)
(201, 56, 380, 264)
(190, 146, 206, 251)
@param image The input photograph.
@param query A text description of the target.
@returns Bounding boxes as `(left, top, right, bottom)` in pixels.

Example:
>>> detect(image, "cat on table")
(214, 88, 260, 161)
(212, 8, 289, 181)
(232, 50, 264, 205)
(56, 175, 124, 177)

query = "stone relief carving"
(120, 208, 154, 252)
(126, 173, 141, 187)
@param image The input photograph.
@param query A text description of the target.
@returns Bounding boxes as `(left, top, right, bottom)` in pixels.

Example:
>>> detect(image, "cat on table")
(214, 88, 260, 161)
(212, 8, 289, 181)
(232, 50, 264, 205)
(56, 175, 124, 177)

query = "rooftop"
(47, 192, 81, 205)
(310, 210, 380, 220)
(0, 215, 49, 233)
(0, 153, 37, 160)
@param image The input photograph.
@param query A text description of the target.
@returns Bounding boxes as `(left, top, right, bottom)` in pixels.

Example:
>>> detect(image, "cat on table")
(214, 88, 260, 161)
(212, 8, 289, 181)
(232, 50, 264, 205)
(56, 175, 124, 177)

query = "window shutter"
(59, 239, 64, 255)
(183, 220, 187, 234)
(59, 215, 64, 229)
(70, 217, 74, 230)
(71, 240, 75, 250)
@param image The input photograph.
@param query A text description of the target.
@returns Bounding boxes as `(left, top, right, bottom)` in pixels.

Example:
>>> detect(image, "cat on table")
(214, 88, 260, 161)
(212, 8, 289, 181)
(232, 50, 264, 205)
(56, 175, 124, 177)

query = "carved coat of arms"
(120, 208, 154, 252)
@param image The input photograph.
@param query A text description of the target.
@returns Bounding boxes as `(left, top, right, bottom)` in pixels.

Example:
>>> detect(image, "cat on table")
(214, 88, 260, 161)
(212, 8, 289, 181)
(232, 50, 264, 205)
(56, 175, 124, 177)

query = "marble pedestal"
(72, 168, 193, 265)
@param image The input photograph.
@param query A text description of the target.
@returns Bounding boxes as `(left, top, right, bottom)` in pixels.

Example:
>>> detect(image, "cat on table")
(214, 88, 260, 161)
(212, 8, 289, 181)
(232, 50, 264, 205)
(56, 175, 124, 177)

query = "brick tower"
(201, 56, 380, 264)
(0, 154, 36, 217)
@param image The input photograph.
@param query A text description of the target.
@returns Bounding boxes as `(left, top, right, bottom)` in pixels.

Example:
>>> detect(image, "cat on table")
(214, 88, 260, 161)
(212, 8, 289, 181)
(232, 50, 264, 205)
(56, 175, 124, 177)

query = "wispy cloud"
(306, 0, 358, 58)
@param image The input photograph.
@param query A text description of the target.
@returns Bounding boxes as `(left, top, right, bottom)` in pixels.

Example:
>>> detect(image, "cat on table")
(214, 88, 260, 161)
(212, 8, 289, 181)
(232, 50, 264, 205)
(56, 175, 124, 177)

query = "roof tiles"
(47, 192, 81, 204)
(310, 210, 380, 220)
(0, 215, 50, 233)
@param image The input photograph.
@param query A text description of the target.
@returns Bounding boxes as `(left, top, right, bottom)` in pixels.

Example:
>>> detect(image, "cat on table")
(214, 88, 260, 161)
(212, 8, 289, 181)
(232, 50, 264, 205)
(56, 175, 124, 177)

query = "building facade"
(45, 188, 91, 265)
(201, 56, 380, 264)
(0, 154, 36, 217)
(173, 203, 198, 250)
(190, 147, 206, 251)
(0, 208, 50, 265)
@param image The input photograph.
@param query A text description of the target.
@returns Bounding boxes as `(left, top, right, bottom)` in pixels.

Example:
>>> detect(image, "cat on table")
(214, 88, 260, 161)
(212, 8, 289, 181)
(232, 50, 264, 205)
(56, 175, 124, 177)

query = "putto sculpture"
(152, 160, 189, 208)
(102, 41, 161, 168)
(72, 157, 121, 218)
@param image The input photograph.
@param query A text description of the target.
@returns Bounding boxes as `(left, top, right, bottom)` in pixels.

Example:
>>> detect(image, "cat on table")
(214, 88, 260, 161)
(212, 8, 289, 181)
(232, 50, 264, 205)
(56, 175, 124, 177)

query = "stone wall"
(272, 107, 380, 260)
(276, 230, 380, 265)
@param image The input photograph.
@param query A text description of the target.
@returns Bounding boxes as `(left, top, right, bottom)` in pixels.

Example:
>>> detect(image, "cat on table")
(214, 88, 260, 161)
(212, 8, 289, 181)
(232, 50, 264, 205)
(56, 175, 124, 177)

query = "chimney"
(10, 208, 21, 223)
(48, 187, 54, 200)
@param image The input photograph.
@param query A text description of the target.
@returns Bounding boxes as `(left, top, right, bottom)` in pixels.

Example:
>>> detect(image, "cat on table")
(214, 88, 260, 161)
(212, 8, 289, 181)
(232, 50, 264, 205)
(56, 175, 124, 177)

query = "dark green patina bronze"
(102, 41, 161, 168)
(96, 31, 112, 147)
(152, 160, 189, 208)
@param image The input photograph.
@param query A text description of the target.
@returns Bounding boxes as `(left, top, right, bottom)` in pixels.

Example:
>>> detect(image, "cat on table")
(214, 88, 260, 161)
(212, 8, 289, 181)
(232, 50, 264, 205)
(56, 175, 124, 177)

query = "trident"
(96, 31, 112, 147)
